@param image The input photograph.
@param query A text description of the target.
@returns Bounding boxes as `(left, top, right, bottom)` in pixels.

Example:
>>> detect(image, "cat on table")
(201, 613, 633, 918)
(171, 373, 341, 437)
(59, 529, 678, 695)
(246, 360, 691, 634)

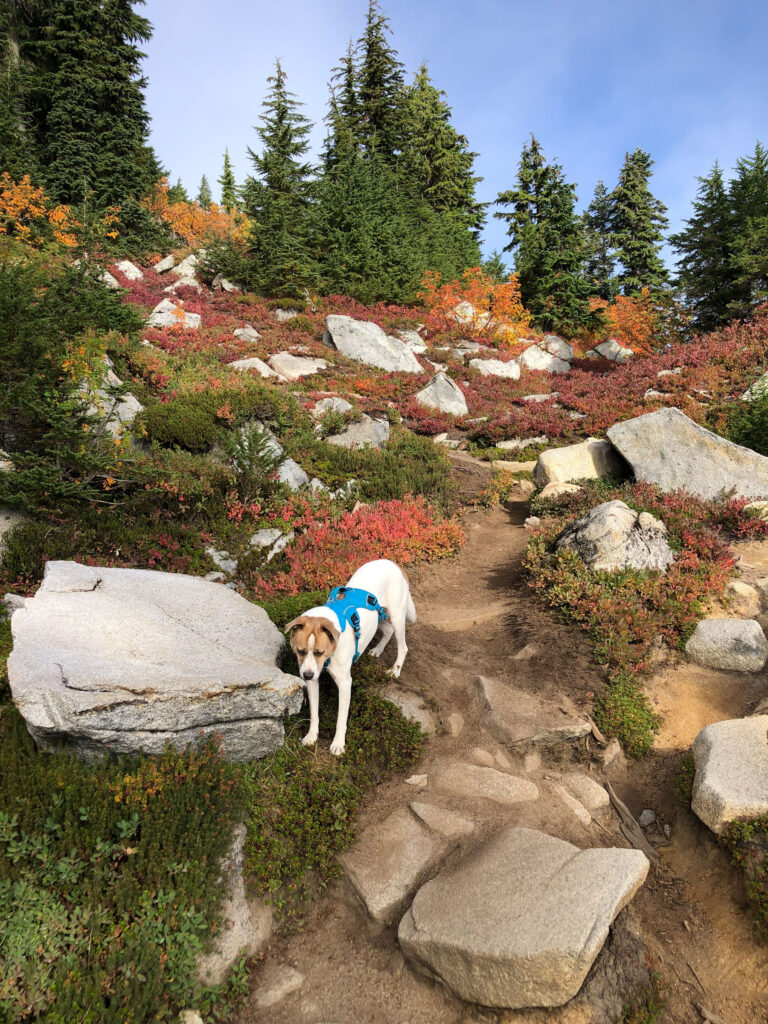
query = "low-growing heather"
(247, 496, 464, 599)
(243, 656, 424, 926)
(523, 480, 737, 755)
(0, 708, 246, 1023)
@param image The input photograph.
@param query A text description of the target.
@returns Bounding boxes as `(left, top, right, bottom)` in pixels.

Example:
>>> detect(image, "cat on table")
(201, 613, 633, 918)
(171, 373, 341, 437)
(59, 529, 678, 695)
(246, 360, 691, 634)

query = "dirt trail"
(239, 474, 768, 1024)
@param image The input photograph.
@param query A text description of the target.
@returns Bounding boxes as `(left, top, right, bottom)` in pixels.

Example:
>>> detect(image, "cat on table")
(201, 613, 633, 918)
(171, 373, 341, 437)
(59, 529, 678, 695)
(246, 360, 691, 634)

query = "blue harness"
(324, 586, 388, 666)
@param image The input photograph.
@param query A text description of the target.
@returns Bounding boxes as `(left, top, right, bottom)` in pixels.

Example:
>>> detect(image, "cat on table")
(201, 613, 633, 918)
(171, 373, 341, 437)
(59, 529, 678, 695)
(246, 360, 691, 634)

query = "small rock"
(552, 782, 593, 827)
(447, 712, 464, 737)
(470, 747, 495, 768)
(524, 516, 541, 530)
(204, 572, 225, 583)
(516, 479, 536, 497)
(563, 773, 611, 824)
(2, 593, 25, 613)
(275, 308, 299, 322)
(325, 414, 390, 450)
(114, 259, 143, 281)
(154, 254, 175, 273)
(539, 482, 583, 501)
(724, 580, 762, 618)
(146, 298, 201, 330)
(205, 547, 237, 575)
(468, 357, 521, 380)
(534, 437, 627, 488)
(228, 357, 284, 379)
(497, 435, 549, 452)
(254, 966, 304, 1009)
(523, 750, 541, 774)
(382, 688, 435, 735)
(410, 802, 474, 838)
(278, 458, 310, 491)
(415, 372, 469, 417)
(233, 325, 261, 343)
(476, 676, 591, 747)
(512, 643, 538, 661)
(637, 809, 656, 828)
(99, 270, 120, 289)
(595, 338, 633, 362)
(311, 397, 352, 418)
(406, 774, 428, 787)
(178, 1012, 203, 1024)
(519, 345, 570, 374)
(491, 459, 537, 474)
(742, 372, 768, 402)
(495, 749, 512, 769)
(685, 618, 768, 672)
(663, 824, 672, 839)
(555, 500, 674, 572)
(268, 352, 327, 381)
(602, 738, 625, 770)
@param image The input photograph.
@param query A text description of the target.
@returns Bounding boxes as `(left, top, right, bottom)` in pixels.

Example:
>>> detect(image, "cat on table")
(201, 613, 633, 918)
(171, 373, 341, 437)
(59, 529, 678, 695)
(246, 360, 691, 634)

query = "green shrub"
(244, 656, 424, 926)
(220, 422, 282, 504)
(0, 521, 70, 587)
(258, 590, 328, 629)
(0, 617, 11, 704)
(139, 401, 220, 451)
(721, 816, 768, 936)
(727, 388, 768, 456)
(593, 671, 661, 759)
(673, 753, 696, 807)
(0, 707, 246, 1023)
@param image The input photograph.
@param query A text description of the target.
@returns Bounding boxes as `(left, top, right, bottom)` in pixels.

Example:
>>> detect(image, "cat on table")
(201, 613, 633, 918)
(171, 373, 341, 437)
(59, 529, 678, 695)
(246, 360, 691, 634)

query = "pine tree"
(243, 60, 317, 296)
(323, 43, 363, 167)
(400, 64, 483, 232)
(357, 0, 406, 158)
(495, 137, 595, 334)
(582, 180, 617, 300)
(197, 174, 212, 207)
(670, 164, 737, 331)
(610, 149, 669, 295)
(166, 178, 188, 203)
(728, 142, 768, 318)
(0, 5, 36, 180)
(218, 149, 238, 213)
(16, 0, 157, 209)
(483, 250, 508, 283)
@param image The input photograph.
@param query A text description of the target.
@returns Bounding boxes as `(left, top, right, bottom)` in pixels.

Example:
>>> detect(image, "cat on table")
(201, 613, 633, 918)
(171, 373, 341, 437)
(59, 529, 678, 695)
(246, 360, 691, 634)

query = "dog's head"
(285, 616, 341, 683)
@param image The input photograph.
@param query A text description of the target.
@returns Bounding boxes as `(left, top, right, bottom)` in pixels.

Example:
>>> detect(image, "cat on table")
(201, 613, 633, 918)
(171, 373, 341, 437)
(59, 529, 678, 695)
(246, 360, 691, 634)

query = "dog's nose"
(302, 670, 315, 680)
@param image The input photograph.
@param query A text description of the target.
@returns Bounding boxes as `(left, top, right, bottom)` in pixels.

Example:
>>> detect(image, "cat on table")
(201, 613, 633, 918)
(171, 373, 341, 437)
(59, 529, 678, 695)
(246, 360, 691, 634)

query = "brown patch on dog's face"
(286, 616, 340, 681)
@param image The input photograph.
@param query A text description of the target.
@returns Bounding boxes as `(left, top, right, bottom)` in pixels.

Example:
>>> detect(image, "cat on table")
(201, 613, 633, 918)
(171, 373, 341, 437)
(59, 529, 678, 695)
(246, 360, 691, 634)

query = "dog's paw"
(301, 732, 318, 747)
(386, 665, 402, 678)
(369, 648, 381, 658)
(329, 738, 345, 756)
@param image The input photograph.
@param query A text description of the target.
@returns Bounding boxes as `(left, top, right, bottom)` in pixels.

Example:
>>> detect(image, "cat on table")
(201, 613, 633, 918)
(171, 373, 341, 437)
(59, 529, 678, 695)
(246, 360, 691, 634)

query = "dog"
(285, 559, 416, 756)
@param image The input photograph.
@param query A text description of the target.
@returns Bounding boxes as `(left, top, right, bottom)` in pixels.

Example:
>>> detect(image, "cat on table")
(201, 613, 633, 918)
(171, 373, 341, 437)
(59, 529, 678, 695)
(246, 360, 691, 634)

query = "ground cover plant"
(523, 479, 742, 755)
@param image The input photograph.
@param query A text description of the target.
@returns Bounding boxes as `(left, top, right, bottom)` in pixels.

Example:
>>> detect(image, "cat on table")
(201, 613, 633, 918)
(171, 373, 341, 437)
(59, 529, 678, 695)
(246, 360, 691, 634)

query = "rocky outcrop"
(519, 344, 571, 374)
(311, 397, 352, 418)
(555, 500, 675, 571)
(233, 325, 261, 343)
(692, 717, 768, 833)
(7, 561, 302, 760)
(534, 438, 627, 487)
(741, 372, 768, 401)
(325, 315, 422, 373)
(593, 339, 633, 362)
(80, 356, 144, 441)
(398, 826, 649, 1009)
(607, 407, 768, 500)
(114, 259, 143, 281)
(432, 762, 539, 805)
(414, 373, 468, 417)
(228, 356, 285, 380)
(685, 618, 768, 672)
(541, 335, 574, 361)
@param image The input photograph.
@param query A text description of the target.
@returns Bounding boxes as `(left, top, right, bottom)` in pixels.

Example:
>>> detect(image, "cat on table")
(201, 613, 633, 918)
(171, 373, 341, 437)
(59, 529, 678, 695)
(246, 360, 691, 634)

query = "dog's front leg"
(329, 674, 352, 756)
(301, 678, 319, 747)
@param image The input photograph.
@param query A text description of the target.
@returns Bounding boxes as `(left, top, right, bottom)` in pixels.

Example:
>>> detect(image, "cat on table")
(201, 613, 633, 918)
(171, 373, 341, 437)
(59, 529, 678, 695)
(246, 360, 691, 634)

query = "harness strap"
(324, 586, 388, 665)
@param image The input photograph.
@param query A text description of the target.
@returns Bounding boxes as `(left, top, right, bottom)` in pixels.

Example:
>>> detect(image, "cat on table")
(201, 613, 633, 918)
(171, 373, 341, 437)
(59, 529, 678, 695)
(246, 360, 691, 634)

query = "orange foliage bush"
(589, 289, 657, 354)
(418, 267, 532, 345)
(143, 177, 249, 247)
(0, 173, 80, 247)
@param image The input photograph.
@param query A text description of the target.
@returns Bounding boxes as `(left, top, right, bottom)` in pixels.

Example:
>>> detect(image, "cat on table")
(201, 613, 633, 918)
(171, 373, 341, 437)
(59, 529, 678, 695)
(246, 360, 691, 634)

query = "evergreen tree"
(16, 0, 157, 209)
(196, 174, 212, 207)
(670, 163, 737, 331)
(218, 148, 238, 213)
(728, 142, 768, 318)
(483, 250, 508, 283)
(166, 178, 188, 203)
(323, 43, 363, 167)
(582, 180, 617, 300)
(0, 5, 36, 180)
(243, 60, 317, 296)
(357, 0, 406, 157)
(495, 137, 595, 334)
(610, 149, 669, 295)
(401, 64, 483, 232)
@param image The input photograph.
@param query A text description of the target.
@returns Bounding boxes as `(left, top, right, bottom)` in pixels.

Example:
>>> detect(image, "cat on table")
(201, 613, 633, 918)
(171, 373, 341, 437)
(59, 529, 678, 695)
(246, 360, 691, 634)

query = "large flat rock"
(476, 676, 591, 746)
(8, 561, 302, 760)
(398, 826, 649, 1009)
(432, 761, 539, 804)
(607, 407, 768, 500)
(534, 438, 627, 487)
(325, 315, 422, 373)
(692, 716, 768, 833)
(339, 808, 445, 924)
(685, 617, 768, 672)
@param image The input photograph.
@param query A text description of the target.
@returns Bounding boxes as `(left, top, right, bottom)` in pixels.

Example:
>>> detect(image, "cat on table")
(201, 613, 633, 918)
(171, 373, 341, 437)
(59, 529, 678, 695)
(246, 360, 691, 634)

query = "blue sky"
(141, 0, 767, 266)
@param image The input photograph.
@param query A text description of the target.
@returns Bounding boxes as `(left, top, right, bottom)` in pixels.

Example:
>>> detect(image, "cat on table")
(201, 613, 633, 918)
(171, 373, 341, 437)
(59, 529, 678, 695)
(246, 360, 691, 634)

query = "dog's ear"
(319, 621, 340, 646)
(285, 616, 306, 635)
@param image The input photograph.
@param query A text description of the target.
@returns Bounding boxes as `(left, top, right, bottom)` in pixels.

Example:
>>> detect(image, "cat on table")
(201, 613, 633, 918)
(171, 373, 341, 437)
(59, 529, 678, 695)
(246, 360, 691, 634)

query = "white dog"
(285, 559, 416, 756)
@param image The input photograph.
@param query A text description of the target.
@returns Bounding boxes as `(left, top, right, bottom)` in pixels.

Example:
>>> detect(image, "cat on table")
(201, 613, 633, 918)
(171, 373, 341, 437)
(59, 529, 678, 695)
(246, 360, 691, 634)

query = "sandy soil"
(238, 465, 768, 1024)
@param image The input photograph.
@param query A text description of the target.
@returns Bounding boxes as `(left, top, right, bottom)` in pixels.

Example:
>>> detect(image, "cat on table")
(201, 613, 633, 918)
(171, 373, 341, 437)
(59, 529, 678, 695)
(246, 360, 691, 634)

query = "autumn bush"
(418, 266, 532, 345)
(142, 178, 249, 247)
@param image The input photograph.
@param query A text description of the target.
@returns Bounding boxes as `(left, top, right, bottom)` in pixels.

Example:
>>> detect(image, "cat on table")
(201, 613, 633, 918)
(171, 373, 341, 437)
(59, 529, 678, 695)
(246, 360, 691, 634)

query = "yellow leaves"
(143, 177, 250, 246)
(0, 173, 80, 247)
(419, 267, 532, 346)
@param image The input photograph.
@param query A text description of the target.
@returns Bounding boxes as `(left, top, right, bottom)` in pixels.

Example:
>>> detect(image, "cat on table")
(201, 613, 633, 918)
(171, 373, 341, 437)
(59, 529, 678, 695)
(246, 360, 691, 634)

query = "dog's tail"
(406, 593, 417, 623)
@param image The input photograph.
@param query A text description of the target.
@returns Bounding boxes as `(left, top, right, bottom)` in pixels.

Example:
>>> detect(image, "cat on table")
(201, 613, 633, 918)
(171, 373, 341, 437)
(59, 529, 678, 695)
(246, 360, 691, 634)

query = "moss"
(721, 816, 768, 936)
(138, 400, 221, 451)
(0, 617, 12, 704)
(593, 671, 661, 759)
(620, 974, 666, 1023)
(673, 753, 696, 807)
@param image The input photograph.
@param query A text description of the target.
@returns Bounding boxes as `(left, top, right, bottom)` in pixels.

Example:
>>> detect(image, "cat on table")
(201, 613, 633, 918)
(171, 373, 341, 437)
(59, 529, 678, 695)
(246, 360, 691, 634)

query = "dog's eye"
(297, 649, 307, 657)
